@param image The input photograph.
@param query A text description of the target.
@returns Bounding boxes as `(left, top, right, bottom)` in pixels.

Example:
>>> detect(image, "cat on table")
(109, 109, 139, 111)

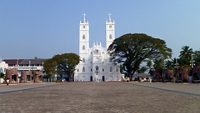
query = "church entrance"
(90, 76, 93, 82)
(102, 76, 105, 82)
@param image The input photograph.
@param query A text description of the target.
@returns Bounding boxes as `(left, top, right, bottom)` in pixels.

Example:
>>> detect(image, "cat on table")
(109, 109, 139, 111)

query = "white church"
(74, 14, 122, 82)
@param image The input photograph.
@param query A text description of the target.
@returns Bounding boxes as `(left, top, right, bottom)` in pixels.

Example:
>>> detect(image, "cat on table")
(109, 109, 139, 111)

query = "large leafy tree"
(108, 33, 172, 80)
(43, 53, 80, 81)
(43, 59, 57, 81)
(178, 46, 193, 67)
(55, 53, 80, 81)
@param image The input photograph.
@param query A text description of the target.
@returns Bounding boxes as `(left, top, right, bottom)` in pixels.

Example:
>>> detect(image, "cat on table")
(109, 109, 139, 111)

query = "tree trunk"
(181, 66, 190, 82)
(166, 69, 174, 82)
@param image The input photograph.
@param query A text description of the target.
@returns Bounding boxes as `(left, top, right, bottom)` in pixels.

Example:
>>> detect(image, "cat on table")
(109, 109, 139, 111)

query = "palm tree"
(178, 46, 193, 67)
(193, 50, 200, 66)
(153, 58, 164, 81)
(178, 46, 193, 82)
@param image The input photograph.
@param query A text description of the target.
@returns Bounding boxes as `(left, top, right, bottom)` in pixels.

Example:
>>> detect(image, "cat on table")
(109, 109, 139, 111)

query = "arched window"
(109, 25, 112, 28)
(95, 66, 99, 75)
(95, 49, 99, 54)
(82, 67, 85, 72)
(83, 25, 85, 29)
(77, 69, 79, 72)
(82, 58, 85, 62)
(82, 34, 85, 39)
(116, 67, 118, 72)
(109, 34, 112, 39)
(96, 66, 99, 71)
(82, 45, 85, 50)
(110, 67, 112, 72)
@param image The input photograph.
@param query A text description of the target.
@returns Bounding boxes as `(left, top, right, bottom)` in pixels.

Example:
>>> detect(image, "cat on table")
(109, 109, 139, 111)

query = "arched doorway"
(27, 75, 31, 81)
(102, 76, 105, 82)
(90, 76, 93, 82)
(12, 74, 17, 81)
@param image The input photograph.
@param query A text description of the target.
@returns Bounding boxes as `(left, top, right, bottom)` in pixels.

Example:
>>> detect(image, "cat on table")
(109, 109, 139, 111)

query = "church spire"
(83, 13, 86, 23)
(108, 13, 112, 22)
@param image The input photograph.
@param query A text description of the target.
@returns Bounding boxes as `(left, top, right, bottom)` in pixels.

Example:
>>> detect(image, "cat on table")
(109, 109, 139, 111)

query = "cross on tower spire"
(83, 13, 86, 22)
(108, 13, 112, 21)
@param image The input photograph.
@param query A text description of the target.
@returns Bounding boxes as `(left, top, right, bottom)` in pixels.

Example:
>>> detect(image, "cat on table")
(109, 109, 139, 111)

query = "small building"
(0, 60, 8, 83)
(3, 59, 45, 83)
(6, 68, 18, 83)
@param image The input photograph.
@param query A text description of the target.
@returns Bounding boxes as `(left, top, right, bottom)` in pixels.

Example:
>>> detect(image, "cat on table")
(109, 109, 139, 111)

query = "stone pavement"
(0, 82, 200, 113)
(132, 82, 200, 96)
(0, 83, 57, 94)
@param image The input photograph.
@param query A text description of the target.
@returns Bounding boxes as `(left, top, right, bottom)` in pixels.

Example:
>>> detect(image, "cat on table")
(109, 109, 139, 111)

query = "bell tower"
(106, 14, 115, 49)
(79, 13, 89, 56)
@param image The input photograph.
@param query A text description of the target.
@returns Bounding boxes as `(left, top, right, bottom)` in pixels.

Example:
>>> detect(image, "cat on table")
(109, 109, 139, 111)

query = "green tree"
(0, 72, 5, 78)
(55, 53, 80, 81)
(193, 50, 200, 66)
(43, 53, 80, 82)
(108, 33, 172, 80)
(146, 60, 153, 69)
(137, 66, 148, 73)
(154, 58, 165, 70)
(43, 59, 57, 82)
(178, 46, 193, 67)
(165, 58, 176, 69)
(177, 46, 193, 82)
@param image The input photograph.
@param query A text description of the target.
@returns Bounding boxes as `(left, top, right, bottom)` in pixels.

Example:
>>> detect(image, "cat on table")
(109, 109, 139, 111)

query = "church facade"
(74, 14, 122, 82)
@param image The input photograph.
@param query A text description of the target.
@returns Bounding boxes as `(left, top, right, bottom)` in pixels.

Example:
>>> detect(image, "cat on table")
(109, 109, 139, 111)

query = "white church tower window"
(82, 45, 85, 50)
(96, 66, 99, 71)
(82, 34, 85, 39)
(109, 34, 112, 39)
(82, 58, 85, 62)
(110, 66, 113, 72)
(82, 67, 85, 72)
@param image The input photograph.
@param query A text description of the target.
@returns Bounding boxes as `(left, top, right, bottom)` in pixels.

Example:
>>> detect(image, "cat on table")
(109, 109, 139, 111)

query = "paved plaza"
(0, 82, 200, 113)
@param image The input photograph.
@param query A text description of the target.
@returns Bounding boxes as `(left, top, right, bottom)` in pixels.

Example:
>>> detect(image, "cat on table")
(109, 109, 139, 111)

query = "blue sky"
(0, 0, 200, 59)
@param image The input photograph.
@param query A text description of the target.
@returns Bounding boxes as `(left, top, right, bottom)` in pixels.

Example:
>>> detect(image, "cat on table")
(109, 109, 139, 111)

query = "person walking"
(6, 78, 9, 86)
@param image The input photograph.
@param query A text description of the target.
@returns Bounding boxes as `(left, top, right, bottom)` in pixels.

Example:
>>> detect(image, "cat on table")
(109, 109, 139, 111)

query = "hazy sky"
(0, 0, 200, 59)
